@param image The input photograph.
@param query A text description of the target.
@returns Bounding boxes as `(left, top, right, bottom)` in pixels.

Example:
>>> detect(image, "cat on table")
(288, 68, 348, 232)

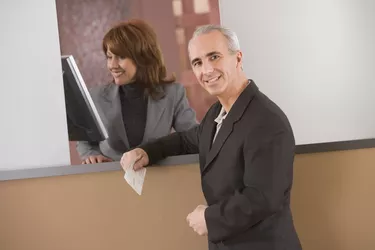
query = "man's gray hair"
(189, 24, 240, 54)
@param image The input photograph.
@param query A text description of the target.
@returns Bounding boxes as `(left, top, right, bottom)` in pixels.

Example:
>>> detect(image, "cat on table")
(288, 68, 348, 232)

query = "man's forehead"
(189, 32, 228, 57)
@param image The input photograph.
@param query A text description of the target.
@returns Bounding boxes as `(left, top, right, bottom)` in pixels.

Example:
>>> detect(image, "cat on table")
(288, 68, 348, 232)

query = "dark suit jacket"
(141, 80, 302, 250)
(76, 82, 198, 161)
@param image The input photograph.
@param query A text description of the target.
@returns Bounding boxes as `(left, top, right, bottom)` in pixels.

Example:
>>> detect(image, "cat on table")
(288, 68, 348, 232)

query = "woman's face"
(106, 49, 137, 85)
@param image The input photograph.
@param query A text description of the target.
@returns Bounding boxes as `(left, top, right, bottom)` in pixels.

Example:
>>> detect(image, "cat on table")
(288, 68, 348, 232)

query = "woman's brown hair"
(102, 19, 176, 99)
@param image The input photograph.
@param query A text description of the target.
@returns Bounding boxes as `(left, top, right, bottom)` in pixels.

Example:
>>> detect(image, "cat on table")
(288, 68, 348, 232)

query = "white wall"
(219, 0, 375, 145)
(0, 0, 70, 169)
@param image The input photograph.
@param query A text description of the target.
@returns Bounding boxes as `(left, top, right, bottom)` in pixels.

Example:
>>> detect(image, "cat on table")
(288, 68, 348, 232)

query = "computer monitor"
(61, 55, 108, 142)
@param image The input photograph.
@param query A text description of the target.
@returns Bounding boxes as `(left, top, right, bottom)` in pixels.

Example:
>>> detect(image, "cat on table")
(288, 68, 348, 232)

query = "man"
(120, 24, 302, 250)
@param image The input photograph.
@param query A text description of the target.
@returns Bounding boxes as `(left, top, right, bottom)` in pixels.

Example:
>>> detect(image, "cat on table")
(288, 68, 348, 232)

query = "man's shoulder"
(207, 101, 222, 114)
(200, 101, 221, 124)
(249, 91, 293, 134)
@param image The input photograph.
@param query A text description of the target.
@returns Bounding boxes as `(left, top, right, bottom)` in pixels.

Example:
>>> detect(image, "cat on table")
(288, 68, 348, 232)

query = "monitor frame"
(61, 55, 108, 142)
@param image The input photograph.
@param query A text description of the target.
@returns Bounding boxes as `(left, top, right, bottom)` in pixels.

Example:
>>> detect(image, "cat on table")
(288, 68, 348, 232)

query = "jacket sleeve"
(139, 124, 200, 165)
(204, 125, 295, 243)
(74, 85, 109, 160)
(76, 141, 103, 160)
(172, 83, 199, 132)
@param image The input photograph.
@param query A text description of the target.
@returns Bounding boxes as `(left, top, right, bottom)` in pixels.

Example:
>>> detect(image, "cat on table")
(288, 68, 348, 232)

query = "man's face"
(188, 31, 242, 97)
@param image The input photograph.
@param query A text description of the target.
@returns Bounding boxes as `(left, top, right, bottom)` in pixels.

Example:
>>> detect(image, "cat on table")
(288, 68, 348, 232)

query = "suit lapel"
(200, 103, 220, 168)
(203, 116, 234, 172)
(202, 80, 258, 173)
(143, 93, 167, 141)
(101, 84, 130, 149)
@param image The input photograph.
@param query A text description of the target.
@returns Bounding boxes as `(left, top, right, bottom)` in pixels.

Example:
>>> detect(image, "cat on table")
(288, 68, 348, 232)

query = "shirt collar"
(214, 107, 227, 124)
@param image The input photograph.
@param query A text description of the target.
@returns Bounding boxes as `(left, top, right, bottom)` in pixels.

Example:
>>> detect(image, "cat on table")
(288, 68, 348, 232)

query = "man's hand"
(186, 205, 208, 236)
(120, 148, 149, 172)
(81, 155, 112, 164)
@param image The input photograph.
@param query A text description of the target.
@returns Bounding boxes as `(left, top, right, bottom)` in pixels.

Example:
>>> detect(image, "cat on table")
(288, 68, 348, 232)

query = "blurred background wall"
(55, 0, 220, 164)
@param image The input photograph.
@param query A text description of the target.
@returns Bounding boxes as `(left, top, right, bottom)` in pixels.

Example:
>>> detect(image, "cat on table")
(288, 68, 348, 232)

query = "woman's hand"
(81, 155, 112, 164)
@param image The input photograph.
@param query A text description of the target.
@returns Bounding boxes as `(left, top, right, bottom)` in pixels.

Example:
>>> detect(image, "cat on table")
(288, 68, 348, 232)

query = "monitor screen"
(61, 55, 108, 142)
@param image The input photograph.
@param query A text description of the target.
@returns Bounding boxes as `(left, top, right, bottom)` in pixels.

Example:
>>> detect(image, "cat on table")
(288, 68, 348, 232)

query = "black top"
(119, 82, 148, 148)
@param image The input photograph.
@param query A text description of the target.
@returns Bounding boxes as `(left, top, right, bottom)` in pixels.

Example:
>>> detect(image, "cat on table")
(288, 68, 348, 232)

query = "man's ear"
(236, 51, 243, 68)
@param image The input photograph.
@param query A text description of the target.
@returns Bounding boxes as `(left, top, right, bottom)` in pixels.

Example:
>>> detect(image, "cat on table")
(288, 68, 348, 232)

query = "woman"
(77, 19, 198, 164)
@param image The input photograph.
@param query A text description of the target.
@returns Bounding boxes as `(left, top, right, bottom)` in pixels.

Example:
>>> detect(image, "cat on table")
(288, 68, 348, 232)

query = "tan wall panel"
(292, 148, 375, 250)
(1, 148, 375, 250)
(0, 165, 207, 250)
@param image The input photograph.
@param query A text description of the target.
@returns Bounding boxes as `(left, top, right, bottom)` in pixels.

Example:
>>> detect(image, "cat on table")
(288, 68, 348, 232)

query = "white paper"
(124, 160, 147, 195)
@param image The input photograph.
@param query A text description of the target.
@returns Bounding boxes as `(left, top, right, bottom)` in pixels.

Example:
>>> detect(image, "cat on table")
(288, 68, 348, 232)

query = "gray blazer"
(76, 82, 198, 161)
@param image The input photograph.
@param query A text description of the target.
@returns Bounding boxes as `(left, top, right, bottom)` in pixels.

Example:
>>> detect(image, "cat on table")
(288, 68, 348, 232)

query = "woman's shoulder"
(161, 82, 186, 98)
(148, 82, 187, 109)
(87, 83, 116, 99)
(87, 83, 108, 93)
